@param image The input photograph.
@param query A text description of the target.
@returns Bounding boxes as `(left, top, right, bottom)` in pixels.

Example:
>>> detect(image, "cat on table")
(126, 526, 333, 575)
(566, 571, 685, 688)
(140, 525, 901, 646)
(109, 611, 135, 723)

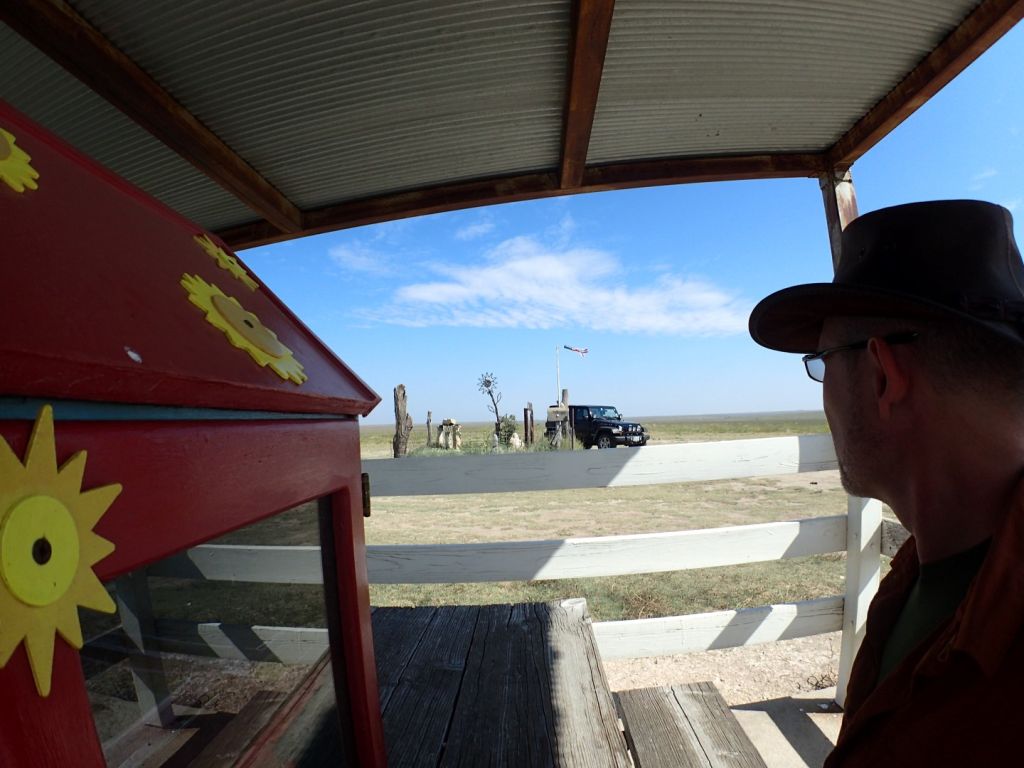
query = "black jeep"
(546, 405, 649, 449)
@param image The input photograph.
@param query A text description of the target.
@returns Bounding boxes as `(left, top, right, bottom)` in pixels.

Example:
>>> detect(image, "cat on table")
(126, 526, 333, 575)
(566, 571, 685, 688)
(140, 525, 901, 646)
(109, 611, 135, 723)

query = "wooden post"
(392, 385, 412, 457)
(562, 390, 573, 450)
(115, 570, 175, 727)
(820, 167, 877, 708)
(818, 168, 859, 270)
(836, 496, 882, 707)
(425, 410, 432, 447)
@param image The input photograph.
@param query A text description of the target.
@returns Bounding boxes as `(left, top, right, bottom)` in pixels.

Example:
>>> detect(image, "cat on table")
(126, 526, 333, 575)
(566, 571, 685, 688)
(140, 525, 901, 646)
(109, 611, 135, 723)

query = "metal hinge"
(361, 472, 371, 518)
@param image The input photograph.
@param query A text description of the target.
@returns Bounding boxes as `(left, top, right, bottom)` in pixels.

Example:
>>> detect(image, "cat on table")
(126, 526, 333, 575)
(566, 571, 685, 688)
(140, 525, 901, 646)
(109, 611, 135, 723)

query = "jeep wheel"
(596, 432, 613, 449)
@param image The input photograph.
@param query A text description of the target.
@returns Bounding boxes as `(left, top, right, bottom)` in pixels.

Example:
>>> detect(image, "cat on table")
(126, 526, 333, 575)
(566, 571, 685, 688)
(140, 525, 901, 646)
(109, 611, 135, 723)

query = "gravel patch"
(602, 631, 842, 707)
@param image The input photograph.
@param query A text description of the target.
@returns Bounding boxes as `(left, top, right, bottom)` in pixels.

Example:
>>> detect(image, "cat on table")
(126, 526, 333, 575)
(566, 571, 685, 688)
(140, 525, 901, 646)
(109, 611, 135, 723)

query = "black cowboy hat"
(749, 200, 1024, 353)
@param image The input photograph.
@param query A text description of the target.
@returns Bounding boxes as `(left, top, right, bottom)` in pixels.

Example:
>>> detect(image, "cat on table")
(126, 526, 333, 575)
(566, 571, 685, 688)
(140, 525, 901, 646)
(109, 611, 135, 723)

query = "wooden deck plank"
(617, 683, 767, 768)
(437, 604, 544, 765)
(616, 687, 710, 768)
(672, 683, 766, 767)
(445, 600, 628, 766)
(435, 600, 630, 767)
(380, 605, 481, 767)
(369, 605, 439, 713)
(544, 599, 631, 767)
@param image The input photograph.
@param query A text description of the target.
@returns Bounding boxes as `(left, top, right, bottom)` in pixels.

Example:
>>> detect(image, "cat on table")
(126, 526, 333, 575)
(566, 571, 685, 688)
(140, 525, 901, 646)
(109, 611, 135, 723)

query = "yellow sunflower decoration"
(0, 406, 119, 697)
(0, 128, 40, 193)
(194, 233, 258, 291)
(181, 273, 307, 385)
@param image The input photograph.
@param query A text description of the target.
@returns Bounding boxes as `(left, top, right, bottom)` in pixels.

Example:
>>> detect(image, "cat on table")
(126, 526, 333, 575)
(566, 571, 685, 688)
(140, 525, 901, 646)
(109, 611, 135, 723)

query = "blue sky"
(244, 25, 1024, 426)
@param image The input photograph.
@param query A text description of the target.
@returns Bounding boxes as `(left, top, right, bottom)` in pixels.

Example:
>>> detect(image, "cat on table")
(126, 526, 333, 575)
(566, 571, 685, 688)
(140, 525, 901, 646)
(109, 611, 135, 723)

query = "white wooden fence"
(97, 434, 908, 718)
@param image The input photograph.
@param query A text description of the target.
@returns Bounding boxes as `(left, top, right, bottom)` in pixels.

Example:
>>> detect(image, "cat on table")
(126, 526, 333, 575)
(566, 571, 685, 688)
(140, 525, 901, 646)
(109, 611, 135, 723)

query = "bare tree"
(477, 372, 503, 436)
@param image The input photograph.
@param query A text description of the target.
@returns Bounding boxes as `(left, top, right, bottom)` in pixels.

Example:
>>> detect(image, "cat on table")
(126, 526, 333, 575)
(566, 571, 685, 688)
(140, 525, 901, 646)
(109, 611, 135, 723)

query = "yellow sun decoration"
(194, 233, 258, 291)
(0, 406, 119, 697)
(0, 127, 40, 193)
(182, 273, 308, 385)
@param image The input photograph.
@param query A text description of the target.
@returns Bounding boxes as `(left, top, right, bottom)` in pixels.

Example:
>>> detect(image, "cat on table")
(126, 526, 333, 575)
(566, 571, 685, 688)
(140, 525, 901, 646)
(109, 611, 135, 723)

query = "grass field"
(358, 412, 830, 459)
(143, 414, 853, 630)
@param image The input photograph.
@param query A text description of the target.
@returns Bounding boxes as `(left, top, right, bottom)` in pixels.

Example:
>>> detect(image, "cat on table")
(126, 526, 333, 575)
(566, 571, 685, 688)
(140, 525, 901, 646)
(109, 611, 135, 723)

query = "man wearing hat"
(749, 200, 1024, 765)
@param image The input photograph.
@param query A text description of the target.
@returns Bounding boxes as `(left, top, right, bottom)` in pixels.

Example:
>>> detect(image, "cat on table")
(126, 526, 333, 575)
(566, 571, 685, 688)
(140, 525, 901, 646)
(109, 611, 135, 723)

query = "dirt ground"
(603, 631, 842, 706)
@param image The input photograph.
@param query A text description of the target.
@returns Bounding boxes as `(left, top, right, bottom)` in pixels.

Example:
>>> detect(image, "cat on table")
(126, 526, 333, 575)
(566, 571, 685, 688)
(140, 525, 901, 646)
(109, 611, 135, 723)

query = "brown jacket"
(825, 491, 1024, 766)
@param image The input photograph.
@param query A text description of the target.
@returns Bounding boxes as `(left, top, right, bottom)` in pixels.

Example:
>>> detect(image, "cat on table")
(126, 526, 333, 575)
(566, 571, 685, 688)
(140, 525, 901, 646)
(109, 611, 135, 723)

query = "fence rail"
(362, 434, 838, 496)
(89, 596, 847, 666)
(594, 596, 845, 659)
(150, 514, 848, 584)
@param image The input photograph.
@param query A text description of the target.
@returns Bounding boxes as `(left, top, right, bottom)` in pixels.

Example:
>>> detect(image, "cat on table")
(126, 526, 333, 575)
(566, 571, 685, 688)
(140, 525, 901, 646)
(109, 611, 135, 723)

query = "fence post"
(392, 384, 412, 457)
(115, 569, 175, 726)
(561, 389, 573, 450)
(819, 169, 860, 271)
(836, 495, 882, 707)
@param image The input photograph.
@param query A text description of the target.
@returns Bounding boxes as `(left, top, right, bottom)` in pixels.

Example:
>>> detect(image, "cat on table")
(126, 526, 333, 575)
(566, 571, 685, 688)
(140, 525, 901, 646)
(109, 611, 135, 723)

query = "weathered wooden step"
(615, 683, 767, 768)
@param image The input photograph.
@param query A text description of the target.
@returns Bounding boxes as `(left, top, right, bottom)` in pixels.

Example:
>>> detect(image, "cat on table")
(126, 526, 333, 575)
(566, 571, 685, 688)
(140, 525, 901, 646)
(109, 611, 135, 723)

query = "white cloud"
(369, 219, 413, 244)
(455, 220, 495, 241)
(328, 243, 393, 276)
(548, 213, 576, 247)
(969, 168, 998, 191)
(361, 236, 749, 335)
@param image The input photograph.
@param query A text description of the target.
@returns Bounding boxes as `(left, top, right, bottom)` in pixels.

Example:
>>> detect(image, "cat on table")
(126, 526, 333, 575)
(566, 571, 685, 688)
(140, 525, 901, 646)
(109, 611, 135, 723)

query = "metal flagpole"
(555, 345, 561, 404)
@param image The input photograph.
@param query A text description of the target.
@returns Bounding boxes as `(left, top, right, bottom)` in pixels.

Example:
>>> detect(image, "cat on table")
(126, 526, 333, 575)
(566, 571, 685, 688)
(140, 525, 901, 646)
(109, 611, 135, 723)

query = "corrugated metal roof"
(588, 0, 980, 163)
(72, 0, 570, 210)
(1, 0, 1014, 242)
(0, 23, 256, 231)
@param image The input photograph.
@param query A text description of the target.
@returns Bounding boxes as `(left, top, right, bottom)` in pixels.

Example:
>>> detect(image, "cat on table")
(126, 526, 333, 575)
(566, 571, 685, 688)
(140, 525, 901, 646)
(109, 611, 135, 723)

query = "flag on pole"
(564, 345, 589, 358)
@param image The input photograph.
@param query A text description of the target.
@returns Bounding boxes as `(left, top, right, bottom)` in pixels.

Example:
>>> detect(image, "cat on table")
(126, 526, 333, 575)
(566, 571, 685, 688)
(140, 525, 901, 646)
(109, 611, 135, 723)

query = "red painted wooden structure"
(0, 101, 386, 767)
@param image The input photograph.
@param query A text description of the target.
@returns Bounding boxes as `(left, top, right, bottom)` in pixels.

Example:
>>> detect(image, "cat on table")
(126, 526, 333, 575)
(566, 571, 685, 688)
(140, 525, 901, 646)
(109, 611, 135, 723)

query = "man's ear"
(866, 337, 910, 420)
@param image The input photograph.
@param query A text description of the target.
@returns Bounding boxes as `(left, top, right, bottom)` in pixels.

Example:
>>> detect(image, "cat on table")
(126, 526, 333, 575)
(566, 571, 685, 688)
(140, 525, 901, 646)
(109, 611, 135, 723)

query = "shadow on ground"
(732, 688, 842, 768)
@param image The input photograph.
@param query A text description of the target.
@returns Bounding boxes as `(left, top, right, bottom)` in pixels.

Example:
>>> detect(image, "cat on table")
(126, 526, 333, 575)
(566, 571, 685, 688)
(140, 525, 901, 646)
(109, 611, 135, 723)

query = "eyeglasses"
(802, 332, 919, 382)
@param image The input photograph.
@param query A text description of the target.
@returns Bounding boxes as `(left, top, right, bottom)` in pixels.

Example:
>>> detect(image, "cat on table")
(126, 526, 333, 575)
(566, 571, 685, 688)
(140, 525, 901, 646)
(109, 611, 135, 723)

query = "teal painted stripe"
(0, 398, 352, 422)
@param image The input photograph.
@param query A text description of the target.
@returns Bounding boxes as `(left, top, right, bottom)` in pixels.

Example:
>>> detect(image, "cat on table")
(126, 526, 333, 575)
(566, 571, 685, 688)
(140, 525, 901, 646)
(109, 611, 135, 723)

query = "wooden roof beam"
(828, 0, 1024, 168)
(581, 153, 828, 191)
(219, 152, 827, 249)
(221, 172, 563, 248)
(559, 0, 616, 189)
(2, 0, 303, 233)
